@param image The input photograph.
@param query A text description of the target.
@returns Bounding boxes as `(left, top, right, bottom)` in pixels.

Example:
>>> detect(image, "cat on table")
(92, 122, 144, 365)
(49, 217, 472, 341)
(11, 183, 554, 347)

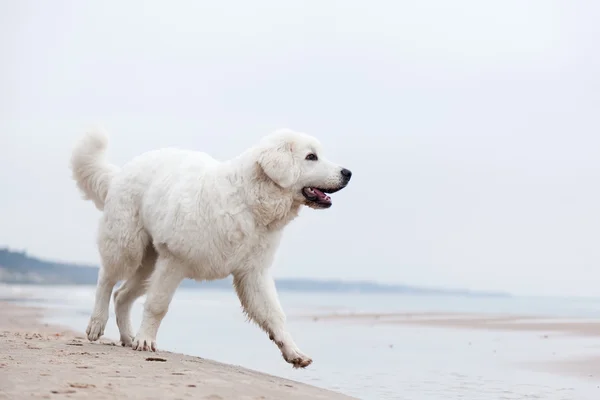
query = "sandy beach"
(0, 302, 354, 400)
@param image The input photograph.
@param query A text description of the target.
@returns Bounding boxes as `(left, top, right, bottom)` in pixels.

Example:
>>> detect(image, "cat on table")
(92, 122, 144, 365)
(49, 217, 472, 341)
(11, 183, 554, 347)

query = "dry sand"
(0, 302, 354, 400)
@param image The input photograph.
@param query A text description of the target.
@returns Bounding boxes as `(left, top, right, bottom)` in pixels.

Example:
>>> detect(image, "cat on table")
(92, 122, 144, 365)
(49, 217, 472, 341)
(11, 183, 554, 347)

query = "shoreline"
(0, 302, 354, 400)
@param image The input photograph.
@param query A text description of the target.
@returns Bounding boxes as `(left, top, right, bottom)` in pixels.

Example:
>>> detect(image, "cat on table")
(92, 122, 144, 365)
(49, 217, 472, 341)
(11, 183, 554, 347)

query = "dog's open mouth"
(302, 187, 342, 208)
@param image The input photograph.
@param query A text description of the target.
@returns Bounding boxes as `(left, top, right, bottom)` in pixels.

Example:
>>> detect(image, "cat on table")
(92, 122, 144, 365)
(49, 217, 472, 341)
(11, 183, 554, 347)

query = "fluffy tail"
(70, 129, 120, 211)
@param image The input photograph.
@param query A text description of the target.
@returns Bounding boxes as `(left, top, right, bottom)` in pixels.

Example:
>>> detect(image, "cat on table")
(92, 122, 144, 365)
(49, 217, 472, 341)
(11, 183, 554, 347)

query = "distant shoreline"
(0, 247, 510, 297)
(0, 301, 354, 400)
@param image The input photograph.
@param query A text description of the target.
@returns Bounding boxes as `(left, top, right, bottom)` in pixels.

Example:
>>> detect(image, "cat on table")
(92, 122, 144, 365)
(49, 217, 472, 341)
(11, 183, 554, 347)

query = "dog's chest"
(182, 222, 277, 280)
(219, 228, 272, 266)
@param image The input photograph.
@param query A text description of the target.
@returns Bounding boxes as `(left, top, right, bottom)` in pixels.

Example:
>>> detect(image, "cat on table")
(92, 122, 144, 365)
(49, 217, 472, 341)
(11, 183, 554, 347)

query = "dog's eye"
(305, 153, 318, 161)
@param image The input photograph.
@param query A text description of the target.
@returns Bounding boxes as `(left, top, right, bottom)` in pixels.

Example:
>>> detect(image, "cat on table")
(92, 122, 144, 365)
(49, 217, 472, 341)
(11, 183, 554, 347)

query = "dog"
(70, 128, 351, 368)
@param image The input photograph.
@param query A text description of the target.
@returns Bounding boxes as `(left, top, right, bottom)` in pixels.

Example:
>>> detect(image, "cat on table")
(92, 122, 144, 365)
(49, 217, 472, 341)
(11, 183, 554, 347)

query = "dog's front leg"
(233, 270, 312, 368)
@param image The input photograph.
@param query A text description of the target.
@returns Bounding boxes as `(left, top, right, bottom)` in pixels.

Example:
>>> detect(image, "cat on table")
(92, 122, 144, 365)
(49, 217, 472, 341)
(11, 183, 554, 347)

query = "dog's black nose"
(341, 168, 352, 182)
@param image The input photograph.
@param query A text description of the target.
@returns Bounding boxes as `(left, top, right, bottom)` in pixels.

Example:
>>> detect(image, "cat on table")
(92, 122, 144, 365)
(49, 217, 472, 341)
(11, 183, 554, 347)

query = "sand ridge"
(306, 311, 600, 336)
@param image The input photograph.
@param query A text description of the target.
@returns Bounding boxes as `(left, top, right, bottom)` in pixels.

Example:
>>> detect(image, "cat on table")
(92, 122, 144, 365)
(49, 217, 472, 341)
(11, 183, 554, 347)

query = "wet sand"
(0, 302, 354, 400)
(307, 311, 600, 382)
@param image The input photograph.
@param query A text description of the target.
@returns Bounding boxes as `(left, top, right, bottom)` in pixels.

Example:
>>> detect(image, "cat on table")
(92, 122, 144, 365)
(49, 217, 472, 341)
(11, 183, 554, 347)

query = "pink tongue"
(313, 188, 330, 202)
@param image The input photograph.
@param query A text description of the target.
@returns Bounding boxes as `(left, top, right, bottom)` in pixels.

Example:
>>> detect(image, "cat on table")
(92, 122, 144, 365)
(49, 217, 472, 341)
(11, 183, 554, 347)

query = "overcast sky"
(1, 0, 599, 297)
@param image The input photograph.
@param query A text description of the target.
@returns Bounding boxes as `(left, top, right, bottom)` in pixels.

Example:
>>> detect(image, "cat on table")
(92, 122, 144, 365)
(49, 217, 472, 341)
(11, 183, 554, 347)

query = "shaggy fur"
(70, 128, 351, 368)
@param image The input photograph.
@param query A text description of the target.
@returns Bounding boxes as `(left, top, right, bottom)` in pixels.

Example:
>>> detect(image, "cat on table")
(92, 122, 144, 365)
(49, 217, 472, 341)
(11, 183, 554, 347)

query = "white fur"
(70, 128, 351, 368)
(70, 130, 119, 211)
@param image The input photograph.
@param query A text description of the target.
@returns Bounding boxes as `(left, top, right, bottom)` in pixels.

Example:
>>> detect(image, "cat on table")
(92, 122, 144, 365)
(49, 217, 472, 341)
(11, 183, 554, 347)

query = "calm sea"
(2, 284, 600, 400)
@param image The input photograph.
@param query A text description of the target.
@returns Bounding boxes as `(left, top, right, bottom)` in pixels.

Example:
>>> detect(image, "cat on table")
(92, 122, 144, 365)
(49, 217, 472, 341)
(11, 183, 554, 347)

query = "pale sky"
(1, 0, 599, 297)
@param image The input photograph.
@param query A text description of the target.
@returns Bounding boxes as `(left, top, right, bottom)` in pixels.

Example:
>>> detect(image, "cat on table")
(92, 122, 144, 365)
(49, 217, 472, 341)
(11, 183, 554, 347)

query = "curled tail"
(70, 129, 120, 211)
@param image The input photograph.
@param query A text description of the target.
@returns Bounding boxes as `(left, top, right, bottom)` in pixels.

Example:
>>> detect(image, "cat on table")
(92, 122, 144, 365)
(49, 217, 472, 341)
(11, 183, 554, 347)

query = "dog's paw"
(86, 318, 106, 342)
(120, 333, 134, 347)
(132, 335, 157, 352)
(289, 355, 313, 369)
(282, 347, 312, 369)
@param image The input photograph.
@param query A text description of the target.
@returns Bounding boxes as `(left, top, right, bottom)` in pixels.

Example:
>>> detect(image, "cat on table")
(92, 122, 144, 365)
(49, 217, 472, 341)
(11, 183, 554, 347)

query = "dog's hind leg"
(86, 212, 149, 342)
(86, 266, 118, 341)
(113, 246, 157, 347)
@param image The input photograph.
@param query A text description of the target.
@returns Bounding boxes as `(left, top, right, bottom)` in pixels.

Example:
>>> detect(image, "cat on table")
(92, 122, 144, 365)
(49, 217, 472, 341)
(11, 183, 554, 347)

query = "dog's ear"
(257, 139, 299, 189)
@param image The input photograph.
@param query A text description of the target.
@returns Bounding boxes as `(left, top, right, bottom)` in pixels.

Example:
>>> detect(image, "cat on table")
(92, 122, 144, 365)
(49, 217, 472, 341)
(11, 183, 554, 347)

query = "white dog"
(70, 128, 351, 368)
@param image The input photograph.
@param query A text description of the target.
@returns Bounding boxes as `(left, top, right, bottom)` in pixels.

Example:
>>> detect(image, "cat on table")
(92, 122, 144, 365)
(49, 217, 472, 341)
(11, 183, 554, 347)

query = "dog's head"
(256, 129, 352, 209)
